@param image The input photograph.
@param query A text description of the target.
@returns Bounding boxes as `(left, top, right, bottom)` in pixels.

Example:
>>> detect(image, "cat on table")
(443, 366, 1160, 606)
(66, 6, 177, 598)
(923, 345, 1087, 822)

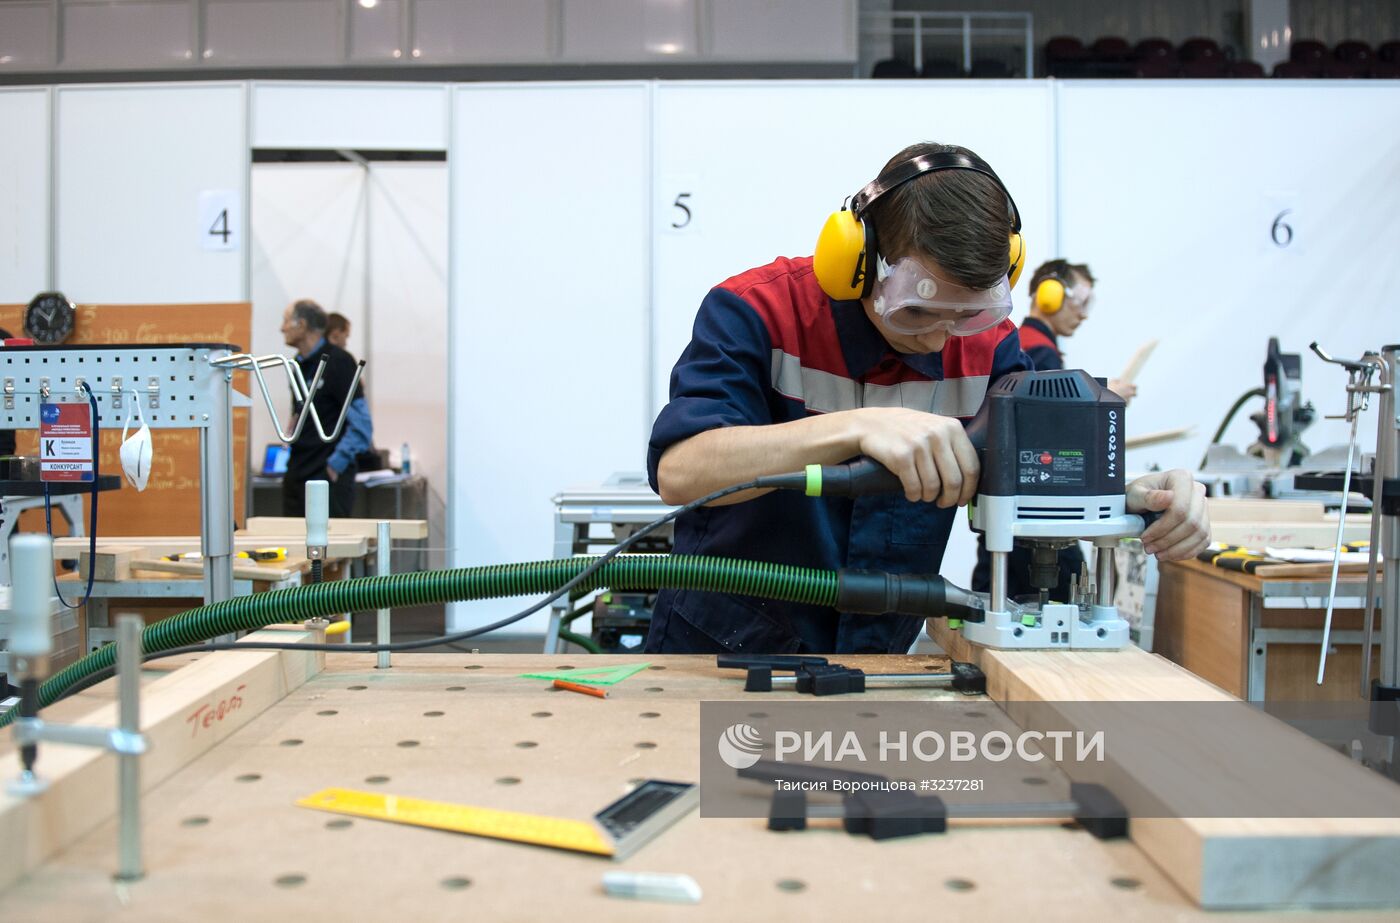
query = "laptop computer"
(261, 443, 290, 477)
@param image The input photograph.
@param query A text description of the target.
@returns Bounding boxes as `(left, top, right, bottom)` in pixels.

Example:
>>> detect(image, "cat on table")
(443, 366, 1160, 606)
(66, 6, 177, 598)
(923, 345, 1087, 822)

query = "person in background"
(1016, 259, 1136, 402)
(323, 310, 382, 471)
(279, 299, 373, 517)
(326, 312, 351, 350)
(971, 258, 1137, 602)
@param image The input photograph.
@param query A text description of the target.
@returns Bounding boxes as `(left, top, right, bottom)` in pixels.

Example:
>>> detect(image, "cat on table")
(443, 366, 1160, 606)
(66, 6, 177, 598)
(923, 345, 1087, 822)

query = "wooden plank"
(927, 621, 1400, 909)
(77, 545, 142, 582)
(129, 557, 308, 583)
(245, 516, 428, 541)
(53, 534, 368, 561)
(1125, 427, 1192, 450)
(0, 627, 324, 895)
(1208, 498, 1327, 522)
(1118, 338, 1158, 384)
(1210, 520, 1371, 549)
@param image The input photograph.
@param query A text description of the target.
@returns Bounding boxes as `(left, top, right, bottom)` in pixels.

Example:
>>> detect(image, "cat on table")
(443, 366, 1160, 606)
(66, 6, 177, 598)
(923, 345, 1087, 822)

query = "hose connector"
(836, 570, 985, 622)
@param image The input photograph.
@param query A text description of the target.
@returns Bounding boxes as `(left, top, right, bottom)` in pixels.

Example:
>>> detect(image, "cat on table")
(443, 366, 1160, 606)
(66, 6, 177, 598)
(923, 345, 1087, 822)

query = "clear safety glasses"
(871, 255, 1013, 336)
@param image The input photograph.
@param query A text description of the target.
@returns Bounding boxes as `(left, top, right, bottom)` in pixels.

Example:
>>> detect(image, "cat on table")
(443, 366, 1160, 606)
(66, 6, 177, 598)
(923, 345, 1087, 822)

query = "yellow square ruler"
(297, 779, 696, 860)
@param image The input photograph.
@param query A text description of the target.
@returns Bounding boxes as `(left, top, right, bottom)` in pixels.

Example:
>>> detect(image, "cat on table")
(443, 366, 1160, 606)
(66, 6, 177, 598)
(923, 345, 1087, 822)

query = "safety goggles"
(1061, 284, 1094, 316)
(871, 255, 1013, 336)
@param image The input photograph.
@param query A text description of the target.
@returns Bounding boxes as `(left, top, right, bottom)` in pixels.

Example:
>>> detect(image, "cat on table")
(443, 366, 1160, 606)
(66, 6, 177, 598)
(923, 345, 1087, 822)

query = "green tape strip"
(805, 464, 822, 497)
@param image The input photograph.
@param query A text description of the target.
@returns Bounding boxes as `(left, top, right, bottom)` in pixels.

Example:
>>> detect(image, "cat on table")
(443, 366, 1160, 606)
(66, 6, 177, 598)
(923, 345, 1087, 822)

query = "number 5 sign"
(198, 189, 240, 252)
(661, 175, 700, 234)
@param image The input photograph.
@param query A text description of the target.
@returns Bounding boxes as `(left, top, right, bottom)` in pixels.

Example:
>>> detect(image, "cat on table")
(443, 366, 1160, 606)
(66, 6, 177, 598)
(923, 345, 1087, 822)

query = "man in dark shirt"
(648, 148, 1210, 654)
(279, 299, 369, 517)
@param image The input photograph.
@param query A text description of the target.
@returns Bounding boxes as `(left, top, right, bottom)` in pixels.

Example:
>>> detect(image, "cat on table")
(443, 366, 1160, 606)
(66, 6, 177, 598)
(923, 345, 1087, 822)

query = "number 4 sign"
(198, 189, 240, 252)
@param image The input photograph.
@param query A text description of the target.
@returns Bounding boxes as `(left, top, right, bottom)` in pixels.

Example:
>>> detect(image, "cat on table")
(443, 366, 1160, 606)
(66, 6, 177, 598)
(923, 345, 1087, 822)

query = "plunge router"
(767, 369, 1153, 651)
(963, 369, 1149, 649)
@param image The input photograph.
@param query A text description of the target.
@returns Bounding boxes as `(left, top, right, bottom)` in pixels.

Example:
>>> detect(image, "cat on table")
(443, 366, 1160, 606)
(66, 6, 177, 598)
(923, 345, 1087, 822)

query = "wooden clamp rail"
(244, 517, 428, 542)
(56, 535, 369, 567)
(0, 628, 324, 895)
(929, 621, 1400, 910)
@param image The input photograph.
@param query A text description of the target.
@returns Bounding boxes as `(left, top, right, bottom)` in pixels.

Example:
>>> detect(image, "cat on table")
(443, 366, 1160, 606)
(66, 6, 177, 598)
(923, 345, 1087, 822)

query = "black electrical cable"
(49, 474, 774, 703)
(1198, 386, 1265, 470)
(45, 381, 101, 610)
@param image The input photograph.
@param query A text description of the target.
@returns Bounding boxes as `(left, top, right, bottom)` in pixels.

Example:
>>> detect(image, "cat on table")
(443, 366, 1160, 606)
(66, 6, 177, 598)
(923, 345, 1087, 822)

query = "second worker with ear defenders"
(646, 142, 1211, 655)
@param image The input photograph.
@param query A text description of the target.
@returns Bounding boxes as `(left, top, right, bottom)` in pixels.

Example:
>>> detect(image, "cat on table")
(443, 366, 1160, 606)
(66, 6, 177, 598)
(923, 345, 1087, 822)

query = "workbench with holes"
(4, 635, 1400, 921)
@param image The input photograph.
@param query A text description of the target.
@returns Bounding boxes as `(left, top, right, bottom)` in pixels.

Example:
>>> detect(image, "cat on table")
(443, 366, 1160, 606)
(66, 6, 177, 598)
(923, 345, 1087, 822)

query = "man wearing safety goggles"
(1017, 259, 1137, 403)
(645, 143, 1209, 655)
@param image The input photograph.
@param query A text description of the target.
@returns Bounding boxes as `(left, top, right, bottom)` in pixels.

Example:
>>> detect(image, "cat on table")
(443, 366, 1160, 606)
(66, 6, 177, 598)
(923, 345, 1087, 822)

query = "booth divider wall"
(1056, 81, 1400, 474)
(0, 88, 50, 302)
(55, 83, 248, 304)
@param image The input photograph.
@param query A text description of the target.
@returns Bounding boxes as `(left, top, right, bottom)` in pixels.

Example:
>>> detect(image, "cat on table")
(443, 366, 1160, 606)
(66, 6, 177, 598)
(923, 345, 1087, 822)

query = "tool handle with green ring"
(800, 457, 904, 497)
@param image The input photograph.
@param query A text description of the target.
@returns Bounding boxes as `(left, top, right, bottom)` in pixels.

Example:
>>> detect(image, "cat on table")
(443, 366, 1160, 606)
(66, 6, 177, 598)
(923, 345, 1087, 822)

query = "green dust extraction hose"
(9, 554, 838, 725)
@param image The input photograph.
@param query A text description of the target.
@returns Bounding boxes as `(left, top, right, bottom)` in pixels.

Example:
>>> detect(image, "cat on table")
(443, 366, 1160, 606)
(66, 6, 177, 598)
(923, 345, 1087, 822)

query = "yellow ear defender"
(813, 149, 1027, 301)
(1031, 260, 1073, 314)
(1034, 277, 1066, 314)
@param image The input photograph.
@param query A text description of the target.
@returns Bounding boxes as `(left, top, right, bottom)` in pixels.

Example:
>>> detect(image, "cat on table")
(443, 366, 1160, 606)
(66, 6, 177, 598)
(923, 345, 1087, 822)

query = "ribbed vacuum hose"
(5, 554, 837, 725)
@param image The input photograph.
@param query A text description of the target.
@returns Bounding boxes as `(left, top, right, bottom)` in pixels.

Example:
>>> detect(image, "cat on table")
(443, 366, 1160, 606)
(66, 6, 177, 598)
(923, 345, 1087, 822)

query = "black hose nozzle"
(836, 570, 985, 622)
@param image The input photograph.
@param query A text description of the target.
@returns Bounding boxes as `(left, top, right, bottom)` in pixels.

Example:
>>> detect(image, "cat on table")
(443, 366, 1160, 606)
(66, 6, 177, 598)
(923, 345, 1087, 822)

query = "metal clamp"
(111, 375, 124, 411)
(38, 377, 50, 402)
(3, 377, 13, 411)
(146, 376, 160, 410)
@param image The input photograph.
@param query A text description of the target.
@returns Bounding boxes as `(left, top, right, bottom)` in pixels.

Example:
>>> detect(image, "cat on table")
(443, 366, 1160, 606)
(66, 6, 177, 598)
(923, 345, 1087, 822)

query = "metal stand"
(1309, 343, 1396, 693)
(9, 614, 148, 881)
(376, 520, 391, 669)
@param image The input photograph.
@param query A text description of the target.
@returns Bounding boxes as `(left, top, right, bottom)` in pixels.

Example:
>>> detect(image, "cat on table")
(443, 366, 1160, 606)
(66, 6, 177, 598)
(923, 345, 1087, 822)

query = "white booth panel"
(651, 80, 1053, 607)
(56, 84, 247, 303)
(252, 83, 449, 151)
(651, 80, 1056, 416)
(448, 83, 651, 632)
(1058, 82, 1400, 471)
(0, 89, 51, 302)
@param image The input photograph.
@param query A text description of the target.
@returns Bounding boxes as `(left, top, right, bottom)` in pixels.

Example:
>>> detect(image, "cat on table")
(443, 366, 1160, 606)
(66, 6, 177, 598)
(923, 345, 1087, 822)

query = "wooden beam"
(77, 546, 141, 582)
(927, 621, 1400, 909)
(244, 517, 428, 541)
(129, 557, 309, 583)
(0, 627, 323, 894)
(53, 534, 368, 561)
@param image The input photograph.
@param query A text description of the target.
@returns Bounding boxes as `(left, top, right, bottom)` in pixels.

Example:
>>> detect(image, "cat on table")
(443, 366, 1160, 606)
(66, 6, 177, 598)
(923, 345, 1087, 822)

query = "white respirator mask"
(119, 393, 153, 491)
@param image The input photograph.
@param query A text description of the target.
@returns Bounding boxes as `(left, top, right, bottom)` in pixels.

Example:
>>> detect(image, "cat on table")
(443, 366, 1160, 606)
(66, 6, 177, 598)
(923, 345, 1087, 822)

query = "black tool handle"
(818, 458, 904, 497)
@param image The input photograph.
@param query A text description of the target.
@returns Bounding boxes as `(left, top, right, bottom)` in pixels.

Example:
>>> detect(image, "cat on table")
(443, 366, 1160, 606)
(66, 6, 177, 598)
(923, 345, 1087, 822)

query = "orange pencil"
(553, 679, 608, 698)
